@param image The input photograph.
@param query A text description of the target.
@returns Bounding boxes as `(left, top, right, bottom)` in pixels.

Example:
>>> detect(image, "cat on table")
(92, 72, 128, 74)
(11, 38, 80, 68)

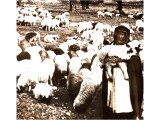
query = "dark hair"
(113, 25, 130, 45)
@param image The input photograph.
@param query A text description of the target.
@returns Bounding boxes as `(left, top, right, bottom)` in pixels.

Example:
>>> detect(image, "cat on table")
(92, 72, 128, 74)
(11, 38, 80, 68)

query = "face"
(114, 31, 129, 45)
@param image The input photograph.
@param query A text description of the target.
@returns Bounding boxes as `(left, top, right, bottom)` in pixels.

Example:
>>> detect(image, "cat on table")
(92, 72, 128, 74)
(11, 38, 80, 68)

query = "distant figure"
(69, 0, 77, 11)
(114, 0, 126, 15)
(80, 0, 90, 10)
(69, 0, 90, 11)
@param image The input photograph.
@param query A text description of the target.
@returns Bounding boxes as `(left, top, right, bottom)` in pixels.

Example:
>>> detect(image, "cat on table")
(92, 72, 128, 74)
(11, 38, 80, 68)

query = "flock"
(16, 3, 144, 115)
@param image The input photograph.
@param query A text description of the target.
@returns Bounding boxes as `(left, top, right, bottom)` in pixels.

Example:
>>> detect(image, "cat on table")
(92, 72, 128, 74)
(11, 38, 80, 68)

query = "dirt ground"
(17, 2, 143, 119)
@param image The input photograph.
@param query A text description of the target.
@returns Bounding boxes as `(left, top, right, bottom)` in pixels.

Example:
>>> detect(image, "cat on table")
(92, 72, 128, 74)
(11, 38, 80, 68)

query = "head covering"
(113, 25, 130, 45)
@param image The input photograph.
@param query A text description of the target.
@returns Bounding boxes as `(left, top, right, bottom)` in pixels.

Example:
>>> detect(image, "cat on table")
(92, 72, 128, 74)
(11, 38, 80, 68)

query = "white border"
(0, 1, 16, 120)
(144, 0, 160, 120)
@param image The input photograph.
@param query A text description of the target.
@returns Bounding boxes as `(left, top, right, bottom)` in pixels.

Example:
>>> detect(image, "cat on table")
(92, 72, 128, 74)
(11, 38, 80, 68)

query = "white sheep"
(97, 11, 104, 18)
(128, 14, 134, 19)
(68, 57, 82, 74)
(90, 55, 103, 86)
(69, 22, 79, 28)
(54, 54, 69, 73)
(47, 50, 56, 60)
(32, 83, 57, 100)
(44, 34, 59, 43)
(61, 17, 70, 28)
(16, 59, 31, 77)
(41, 17, 57, 31)
(53, 54, 69, 86)
(135, 19, 144, 32)
(81, 30, 93, 40)
(77, 21, 93, 33)
(24, 46, 45, 63)
(104, 11, 113, 18)
(127, 39, 143, 54)
(94, 22, 104, 31)
(58, 42, 69, 54)
(51, 18, 61, 29)
(17, 57, 55, 91)
(23, 15, 37, 26)
(98, 45, 131, 80)
(90, 30, 106, 50)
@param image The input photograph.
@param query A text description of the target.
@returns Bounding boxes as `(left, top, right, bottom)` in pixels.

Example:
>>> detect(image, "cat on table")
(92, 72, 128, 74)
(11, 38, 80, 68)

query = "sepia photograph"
(16, 0, 144, 119)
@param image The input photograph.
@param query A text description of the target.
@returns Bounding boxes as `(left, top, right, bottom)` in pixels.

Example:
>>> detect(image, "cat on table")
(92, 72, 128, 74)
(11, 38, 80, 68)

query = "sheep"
(24, 46, 45, 63)
(90, 55, 103, 86)
(77, 21, 93, 33)
(17, 57, 55, 91)
(51, 18, 61, 29)
(67, 39, 80, 47)
(58, 42, 69, 54)
(128, 14, 134, 19)
(100, 40, 143, 80)
(63, 12, 70, 17)
(68, 57, 82, 75)
(77, 50, 96, 64)
(44, 34, 59, 43)
(97, 11, 104, 18)
(67, 73, 83, 102)
(23, 15, 37, 26)
(98, 45, 130, 80)
(81, 30, 93, 41)
(55, 14, 64, 21)
(32, 83, 57, 100)
(60, 17, 70, 28)
(127, 39, 143, 54)
(53, 54, 69, 86)
(47, 50, 56, 60)
(69, 22, 79, 28)
(67, 55, 101, 104)
(104, 11, 113, 18)
(90, 30, 106, 50)
(94, 22, 104, 31)
(135, 19, 144, 32)
(16, 59, 32, 78)
(73, 68, 97, 113)
(41, 17, 60, 31)
(87, 44, 99, 52)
